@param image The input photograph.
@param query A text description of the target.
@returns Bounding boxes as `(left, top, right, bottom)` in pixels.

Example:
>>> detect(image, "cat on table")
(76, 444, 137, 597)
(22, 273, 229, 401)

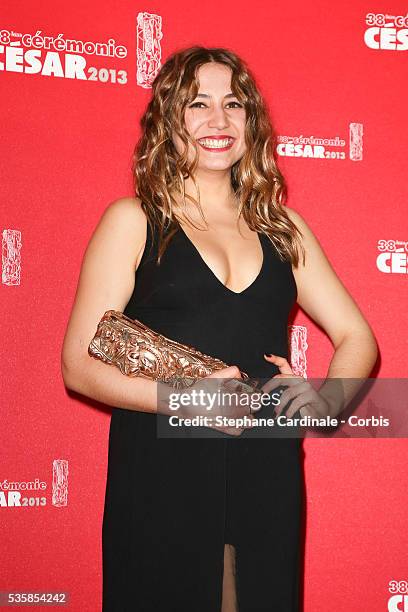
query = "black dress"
(102, 219, 304, 611)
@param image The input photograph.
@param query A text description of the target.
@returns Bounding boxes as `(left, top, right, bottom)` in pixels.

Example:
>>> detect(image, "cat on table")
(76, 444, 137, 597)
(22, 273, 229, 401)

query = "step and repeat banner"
(1, 2, 407, 611)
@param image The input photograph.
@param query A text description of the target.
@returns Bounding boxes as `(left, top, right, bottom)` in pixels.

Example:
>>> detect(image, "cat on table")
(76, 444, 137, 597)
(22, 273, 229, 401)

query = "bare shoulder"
(88, 196, 147, 269)
(284, 205, 372, 346)
(284, 203, 338, 285)
(285, 205, 332, 271)
(101, 196, 146, 231)
(285, 206, 316, 253)
(285, 206, 304, 226)
(106, 195, 145, 216)
(61, 196, 147, 372)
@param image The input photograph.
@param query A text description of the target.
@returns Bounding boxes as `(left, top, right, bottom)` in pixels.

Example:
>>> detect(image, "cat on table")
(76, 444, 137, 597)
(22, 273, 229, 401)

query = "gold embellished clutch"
(88, 310, 257, 390)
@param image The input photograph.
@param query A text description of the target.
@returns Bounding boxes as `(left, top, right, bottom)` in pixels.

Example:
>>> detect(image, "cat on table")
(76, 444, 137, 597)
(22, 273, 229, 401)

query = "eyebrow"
(195, 93, 238, 99)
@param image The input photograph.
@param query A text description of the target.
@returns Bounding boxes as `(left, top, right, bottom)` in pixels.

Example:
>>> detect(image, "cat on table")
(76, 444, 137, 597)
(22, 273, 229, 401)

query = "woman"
(61, 47, 378, 611)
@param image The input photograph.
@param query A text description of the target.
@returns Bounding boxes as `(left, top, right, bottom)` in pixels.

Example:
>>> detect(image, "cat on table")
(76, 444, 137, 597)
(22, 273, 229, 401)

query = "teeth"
(197, 138, 233, 148)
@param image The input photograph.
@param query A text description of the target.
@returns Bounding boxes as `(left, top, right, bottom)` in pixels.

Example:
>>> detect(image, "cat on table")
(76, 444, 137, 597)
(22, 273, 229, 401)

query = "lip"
(198, 135, 235, 139)
(196, 135, 236, 153)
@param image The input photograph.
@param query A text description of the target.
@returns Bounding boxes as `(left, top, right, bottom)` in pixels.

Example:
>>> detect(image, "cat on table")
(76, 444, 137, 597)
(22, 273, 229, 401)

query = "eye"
(188, 100, 244, 109)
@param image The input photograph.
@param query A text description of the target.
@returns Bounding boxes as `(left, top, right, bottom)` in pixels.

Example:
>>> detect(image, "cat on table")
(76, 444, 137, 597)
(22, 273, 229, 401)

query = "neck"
(175, 169, 238, 218)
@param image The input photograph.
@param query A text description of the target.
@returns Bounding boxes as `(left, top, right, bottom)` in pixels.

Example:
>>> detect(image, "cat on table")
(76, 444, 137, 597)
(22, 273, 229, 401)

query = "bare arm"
(286, 207, 379, 414)
(61, 197, 166, 415)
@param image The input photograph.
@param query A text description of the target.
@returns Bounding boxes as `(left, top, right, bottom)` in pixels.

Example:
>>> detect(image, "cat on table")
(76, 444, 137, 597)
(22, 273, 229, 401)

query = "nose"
(207, 104, 229, 129)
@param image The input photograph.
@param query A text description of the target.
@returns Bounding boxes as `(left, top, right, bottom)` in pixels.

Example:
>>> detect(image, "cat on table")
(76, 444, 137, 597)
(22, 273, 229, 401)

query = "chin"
(197, 159, 240, 172)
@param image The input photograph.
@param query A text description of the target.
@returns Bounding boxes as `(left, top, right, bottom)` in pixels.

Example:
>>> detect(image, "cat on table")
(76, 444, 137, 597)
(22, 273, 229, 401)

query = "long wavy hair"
(132, 46, 305, 267)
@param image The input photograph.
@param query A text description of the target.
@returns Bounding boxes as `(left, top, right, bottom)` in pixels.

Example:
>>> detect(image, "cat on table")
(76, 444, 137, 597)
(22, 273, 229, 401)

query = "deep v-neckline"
(178, 224, 266, 296)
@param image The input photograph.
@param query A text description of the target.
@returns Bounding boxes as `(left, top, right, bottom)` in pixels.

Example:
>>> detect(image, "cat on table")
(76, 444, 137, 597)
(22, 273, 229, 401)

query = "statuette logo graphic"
(2, 229, 22, 286)
(136, 12, 162, 88)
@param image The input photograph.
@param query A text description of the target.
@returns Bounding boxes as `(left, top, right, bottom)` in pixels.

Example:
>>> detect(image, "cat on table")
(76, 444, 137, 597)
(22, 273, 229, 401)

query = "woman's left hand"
(261, 354, 332, 419)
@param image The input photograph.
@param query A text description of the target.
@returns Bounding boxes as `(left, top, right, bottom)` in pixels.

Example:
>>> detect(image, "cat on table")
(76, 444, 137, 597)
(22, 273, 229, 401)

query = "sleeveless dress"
(102, 219, 304, 611)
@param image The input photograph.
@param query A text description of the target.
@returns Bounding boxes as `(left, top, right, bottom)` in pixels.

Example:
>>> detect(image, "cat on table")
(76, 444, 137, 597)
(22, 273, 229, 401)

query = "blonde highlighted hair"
(132, 46, 305, 267)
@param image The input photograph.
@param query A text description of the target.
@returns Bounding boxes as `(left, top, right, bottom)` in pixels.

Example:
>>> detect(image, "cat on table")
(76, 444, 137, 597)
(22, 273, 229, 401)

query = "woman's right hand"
(181, 366, 259, 437)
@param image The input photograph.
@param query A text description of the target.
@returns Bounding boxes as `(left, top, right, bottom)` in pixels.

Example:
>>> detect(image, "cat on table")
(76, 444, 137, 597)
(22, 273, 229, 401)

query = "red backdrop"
(1, 1, 407, 610)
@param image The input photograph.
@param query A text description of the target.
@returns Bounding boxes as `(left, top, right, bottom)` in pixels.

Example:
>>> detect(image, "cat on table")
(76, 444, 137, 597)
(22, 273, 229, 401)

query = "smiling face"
(172, 62, 247, 172)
